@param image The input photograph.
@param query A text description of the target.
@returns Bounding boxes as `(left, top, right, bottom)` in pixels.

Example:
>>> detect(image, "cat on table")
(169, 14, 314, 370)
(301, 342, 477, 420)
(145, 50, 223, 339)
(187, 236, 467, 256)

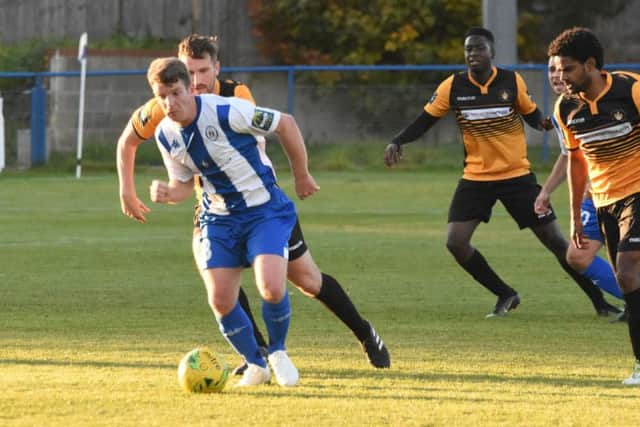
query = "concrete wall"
(46, 52, 550, 154)
(47, 49, 172, 152)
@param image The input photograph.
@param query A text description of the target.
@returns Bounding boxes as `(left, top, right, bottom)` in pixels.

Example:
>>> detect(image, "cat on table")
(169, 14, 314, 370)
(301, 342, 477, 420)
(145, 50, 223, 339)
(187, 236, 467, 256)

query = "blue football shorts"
(199, 188, 296, 269)
(580, 197, 604, 243)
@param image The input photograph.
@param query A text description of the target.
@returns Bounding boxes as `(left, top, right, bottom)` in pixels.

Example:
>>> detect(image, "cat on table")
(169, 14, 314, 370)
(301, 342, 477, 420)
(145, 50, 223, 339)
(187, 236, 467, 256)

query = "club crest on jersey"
(205, 126, 219, 140)
(612, 110, 625, 121)
(251, 108, 274, 131)
(499, 89, 511, 102)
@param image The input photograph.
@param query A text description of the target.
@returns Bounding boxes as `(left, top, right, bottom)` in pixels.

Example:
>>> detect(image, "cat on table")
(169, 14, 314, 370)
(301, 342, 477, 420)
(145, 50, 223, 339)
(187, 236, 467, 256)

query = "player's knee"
(446, 238, 468, 260)
(566, 249, 590, 272)
(288, 263, 321, 297)
(615, 267, 640, 293)
(209, 295, 235, 316)
(260, 284, 286, 303)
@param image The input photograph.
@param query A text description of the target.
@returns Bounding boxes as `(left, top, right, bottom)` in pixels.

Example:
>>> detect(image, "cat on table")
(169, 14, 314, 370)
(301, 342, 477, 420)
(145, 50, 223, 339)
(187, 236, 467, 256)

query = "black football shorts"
(448, 172, 556, 229)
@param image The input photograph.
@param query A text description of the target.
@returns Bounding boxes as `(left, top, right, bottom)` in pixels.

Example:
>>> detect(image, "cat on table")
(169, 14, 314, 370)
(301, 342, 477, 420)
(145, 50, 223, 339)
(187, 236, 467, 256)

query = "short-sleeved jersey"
(425, 66, 538, 181)
(129, 79, 255, 202)
(155, 95, 281, 216)
(554, 71, 640, 208)
(130, 79, 255, 141)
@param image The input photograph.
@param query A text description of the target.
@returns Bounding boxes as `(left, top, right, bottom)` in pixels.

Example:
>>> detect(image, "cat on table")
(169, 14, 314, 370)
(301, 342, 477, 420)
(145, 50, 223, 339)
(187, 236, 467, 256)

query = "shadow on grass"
(4, 357, 633, 397)
(0, 357, 174, 370)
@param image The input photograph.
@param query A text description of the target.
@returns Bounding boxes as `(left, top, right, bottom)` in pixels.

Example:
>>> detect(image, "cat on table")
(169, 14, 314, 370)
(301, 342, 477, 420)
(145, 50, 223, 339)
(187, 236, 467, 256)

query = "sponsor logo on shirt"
(456, 95, 475, 101)
(460, 107, 512, 121)
(575, 122, 632, 143)
(251, 108, 274, 131)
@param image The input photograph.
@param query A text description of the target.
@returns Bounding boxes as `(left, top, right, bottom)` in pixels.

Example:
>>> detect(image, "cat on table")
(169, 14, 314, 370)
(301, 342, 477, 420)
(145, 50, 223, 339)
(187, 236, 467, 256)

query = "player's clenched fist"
(149, 179, 170, 203)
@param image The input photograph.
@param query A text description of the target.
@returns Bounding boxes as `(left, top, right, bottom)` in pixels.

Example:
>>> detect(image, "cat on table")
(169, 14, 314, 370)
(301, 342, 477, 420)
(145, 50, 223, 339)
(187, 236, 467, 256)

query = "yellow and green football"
(177, 347, 230, 393)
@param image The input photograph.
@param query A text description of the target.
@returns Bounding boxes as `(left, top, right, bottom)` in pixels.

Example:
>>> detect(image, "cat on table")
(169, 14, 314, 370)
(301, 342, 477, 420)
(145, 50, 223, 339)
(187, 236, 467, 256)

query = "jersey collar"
(468, 66, 498, 94)
(578, 72, 611, 115)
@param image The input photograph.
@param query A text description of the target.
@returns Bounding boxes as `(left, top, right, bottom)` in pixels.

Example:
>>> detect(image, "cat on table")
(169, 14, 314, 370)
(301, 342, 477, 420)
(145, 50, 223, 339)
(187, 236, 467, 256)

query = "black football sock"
(237, 287, 268, 348)
(557, 258, 607, 310)
(315, 273, 371, 342)
(623, 288, 640, 361)
(458, 250, 517, 297)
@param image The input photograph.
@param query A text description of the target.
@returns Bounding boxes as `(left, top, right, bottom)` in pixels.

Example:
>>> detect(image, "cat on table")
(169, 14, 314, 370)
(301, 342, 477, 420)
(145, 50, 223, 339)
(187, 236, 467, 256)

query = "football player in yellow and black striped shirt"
(549, 27, 640, 385)
(117, 34, 390, 375)
(385, 27, 617, 318)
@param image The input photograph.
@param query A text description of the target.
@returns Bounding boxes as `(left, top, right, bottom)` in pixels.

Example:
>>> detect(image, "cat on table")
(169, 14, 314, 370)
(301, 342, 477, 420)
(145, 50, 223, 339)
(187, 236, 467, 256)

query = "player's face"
(547, 56, 566, 96)
(180, 53, 220, 95)
(151, 80, 195, 125)
(555, 56, 590, 95)
(464, 35, 493, 73)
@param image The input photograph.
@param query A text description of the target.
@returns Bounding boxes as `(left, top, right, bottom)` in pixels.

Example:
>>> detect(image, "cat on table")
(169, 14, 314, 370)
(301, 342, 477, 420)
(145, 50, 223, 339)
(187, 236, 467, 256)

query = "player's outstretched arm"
(522, 109, 553, 131)
(275, 113, 319, 200)
(149, 178, 194, 205)
(116, 122, 151, 223)
(385, 111, 438, 167)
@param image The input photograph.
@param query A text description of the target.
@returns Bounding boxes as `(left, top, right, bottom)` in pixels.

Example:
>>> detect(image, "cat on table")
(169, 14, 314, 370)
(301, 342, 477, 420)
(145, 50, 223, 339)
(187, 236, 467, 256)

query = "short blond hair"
(146, 57, 191, 88)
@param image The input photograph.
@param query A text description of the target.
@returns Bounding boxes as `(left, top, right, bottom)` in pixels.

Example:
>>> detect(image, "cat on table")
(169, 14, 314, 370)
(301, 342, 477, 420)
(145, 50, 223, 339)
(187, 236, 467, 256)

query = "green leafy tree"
(248, 0, 481, 66)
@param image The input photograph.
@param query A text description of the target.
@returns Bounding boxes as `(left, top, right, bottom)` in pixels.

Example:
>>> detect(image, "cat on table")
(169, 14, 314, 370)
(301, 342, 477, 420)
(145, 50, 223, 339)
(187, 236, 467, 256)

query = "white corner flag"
(76, 32, 88, 179)
(0, 96, 5, 173)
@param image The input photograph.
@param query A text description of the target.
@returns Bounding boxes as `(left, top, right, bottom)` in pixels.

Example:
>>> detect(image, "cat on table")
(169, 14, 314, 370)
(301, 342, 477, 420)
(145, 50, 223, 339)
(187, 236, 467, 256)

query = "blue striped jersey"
(155, 94, 282, 215)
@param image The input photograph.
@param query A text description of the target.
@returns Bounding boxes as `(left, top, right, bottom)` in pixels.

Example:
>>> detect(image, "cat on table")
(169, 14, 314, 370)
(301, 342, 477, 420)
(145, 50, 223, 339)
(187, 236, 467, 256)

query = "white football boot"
(235, 363, 271, 387)
(622, 361, 640, 385)
(268, 350, 299, 386)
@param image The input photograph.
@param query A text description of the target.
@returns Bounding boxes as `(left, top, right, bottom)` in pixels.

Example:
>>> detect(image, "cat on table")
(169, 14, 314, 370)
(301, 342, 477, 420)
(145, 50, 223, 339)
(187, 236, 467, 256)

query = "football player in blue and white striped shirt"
(147, 57, 319, 387)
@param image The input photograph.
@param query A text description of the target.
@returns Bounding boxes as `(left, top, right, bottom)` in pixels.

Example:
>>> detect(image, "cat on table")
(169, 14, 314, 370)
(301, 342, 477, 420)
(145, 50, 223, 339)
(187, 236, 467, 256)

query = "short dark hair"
(147, 57, 191, 89)
(547, 27, 604, 70)
(464, 27, 495, 44)
(177, 34, 220, 61)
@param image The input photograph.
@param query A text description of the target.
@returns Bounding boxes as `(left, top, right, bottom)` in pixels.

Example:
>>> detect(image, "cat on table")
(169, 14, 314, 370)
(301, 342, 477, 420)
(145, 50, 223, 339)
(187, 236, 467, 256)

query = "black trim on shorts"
(287, 219, 308, 261)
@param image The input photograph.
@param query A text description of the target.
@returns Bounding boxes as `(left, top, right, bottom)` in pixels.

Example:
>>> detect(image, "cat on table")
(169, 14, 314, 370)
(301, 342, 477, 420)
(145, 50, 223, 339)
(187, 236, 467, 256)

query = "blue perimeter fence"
(1, 63, 640, 165)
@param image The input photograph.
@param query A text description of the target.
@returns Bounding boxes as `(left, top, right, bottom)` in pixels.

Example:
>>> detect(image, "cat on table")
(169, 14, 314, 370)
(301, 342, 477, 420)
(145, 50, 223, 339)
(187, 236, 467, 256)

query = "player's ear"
(585, 57, 596, 72)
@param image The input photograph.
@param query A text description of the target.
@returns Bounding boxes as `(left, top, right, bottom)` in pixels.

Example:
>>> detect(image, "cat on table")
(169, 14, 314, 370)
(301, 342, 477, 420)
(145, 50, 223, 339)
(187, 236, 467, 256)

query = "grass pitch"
(1, 169, 638, 426)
